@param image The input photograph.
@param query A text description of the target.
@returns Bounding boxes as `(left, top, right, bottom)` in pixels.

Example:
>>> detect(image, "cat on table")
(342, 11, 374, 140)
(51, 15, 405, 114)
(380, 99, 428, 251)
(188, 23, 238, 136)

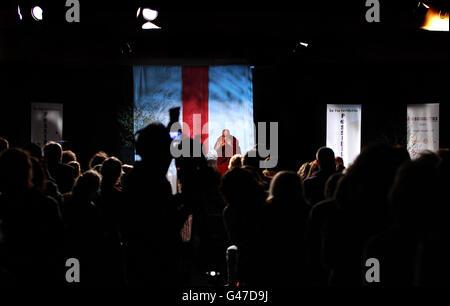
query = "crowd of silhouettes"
(0, 129, 448, 287)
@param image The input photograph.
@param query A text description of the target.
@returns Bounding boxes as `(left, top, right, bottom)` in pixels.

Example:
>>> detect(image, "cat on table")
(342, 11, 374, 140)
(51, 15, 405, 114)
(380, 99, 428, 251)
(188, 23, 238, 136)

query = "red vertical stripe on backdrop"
(182, 66, 209, 154)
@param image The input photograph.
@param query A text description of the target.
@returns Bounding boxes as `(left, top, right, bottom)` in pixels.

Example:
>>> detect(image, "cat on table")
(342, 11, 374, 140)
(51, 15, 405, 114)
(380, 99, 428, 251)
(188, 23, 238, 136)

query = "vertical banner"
(407, 103, 439, 159)
(326, 104, 362, 167)
(31, 103, 63, 147)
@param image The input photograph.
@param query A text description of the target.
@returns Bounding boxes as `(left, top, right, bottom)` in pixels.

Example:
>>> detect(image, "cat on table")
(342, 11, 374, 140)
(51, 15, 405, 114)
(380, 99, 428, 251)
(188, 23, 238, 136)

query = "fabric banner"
(407, 103, 439, 158)
(134, 65, 254, 193)
(326, 104, 362, 167)
(30, 103, 63, 147)
(133, 65, 255, 157)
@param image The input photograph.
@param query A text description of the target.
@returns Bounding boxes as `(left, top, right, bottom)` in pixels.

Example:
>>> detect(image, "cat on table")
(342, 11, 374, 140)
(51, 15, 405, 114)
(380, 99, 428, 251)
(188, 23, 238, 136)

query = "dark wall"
(0, 62, 133, 169)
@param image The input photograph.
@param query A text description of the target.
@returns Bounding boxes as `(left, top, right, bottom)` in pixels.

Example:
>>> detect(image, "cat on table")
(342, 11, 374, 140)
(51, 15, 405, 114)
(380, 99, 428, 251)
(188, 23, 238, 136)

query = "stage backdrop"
(133, 65, 255, 158)
(30, 102, 63, 147)
(326, 104, 362, 167)
(407, 103, 439, 159)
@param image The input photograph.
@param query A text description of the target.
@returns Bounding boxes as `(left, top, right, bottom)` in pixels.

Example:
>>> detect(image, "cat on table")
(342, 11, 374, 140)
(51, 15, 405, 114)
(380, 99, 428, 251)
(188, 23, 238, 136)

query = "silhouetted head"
(222, 129, 230, 137)
(23, 143, 42, 161)
(337, 143, 410, 212)
(0, 137, 8, 153)
(43, 141, 62, 166)
(135, 123, 172, 172)
(267, 171, 304, 205)
(100, 157, 122, 189)
(62, 150, 77, 164)
(316, 147, 335, 172)
(221, 167, 262, 207)
(89, 151, 108, 169)
(242, 148, 264, 170)
(228, 154, 243, 170)
(72, 170, 101, 202)
(67, 161, 81, 178)
(297, 162, 311, 180)
(0, 148, 32, 193)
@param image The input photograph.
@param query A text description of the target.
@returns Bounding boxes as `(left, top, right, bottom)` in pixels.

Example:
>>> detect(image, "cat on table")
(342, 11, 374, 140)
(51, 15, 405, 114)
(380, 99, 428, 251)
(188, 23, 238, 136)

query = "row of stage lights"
(16, 5, 161, 30)
(17, 5, 43, 21)
(13, 2, 449, 32)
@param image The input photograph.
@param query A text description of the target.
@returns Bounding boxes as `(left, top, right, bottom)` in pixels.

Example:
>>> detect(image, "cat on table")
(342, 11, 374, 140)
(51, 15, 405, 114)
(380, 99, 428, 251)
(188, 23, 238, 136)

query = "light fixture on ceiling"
(421, 8, 449, 31)
(418, 2, 449, 31)
(31, 6, 43, 21)
(18, 5, 23, 20)
(136, 7, 161, 30)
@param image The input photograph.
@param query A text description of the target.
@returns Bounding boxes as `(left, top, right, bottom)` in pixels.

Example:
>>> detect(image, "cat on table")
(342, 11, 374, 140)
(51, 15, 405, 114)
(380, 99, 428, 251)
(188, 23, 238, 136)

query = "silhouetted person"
(63, 170, 109, 286)
(0, 137, 8, 153)
(258, 171, 310, 286)
(0, 149, 63, 286)
(93, 157, 126, 286)
(228, 154, 243, 170)
(43, 141, 74, 194)
(364, 151, 447, 287)
(220, 167, 265, 285)
(305, 172, 343, 286)
(122, 123, 184, 287)
(335, 157, 345, 173)
(297, 162, 311, 180)
(323, 144, 410, 287)
(303, 147, 336, 205)
(89, 151, 108, 169)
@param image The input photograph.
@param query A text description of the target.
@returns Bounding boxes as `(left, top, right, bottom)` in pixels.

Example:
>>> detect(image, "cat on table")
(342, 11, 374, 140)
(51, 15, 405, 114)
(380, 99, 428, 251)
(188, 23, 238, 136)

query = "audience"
(0, 148, 63, 286)
(0, 132, 448, 288)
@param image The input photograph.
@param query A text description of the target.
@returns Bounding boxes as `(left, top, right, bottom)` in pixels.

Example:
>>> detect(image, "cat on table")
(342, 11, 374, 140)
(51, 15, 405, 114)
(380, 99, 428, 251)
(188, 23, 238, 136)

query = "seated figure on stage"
(214, 129, 241, 175)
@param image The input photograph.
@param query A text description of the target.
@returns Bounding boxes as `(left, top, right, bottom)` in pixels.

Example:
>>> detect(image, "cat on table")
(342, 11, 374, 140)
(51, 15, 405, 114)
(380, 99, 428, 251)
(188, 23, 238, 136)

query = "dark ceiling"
(0, 0, 448, 65)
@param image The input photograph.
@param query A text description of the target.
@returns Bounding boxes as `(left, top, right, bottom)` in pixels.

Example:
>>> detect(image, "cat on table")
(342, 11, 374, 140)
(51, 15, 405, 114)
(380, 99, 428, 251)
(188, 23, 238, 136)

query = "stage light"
(18, 5, 23, 20)
(142, 8, 158, 21)
(31, 6, 43, 21)
(137, 7, 161, 30)
(142, 22, 161, 29)
(299, 42, 309, 47)
(421, 8, 449, 31)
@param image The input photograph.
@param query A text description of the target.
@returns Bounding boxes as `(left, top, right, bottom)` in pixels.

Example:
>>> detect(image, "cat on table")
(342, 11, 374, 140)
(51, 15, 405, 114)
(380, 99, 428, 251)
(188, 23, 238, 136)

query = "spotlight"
(142, 22, 161, 30)
(31, 6, 43, 21)
(293, 41, 310, 53)
(421, 7, 449, 31)
(18, 5, 23, 20)
(136, 7, 161, 30)
(142, 8, 158, 21)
